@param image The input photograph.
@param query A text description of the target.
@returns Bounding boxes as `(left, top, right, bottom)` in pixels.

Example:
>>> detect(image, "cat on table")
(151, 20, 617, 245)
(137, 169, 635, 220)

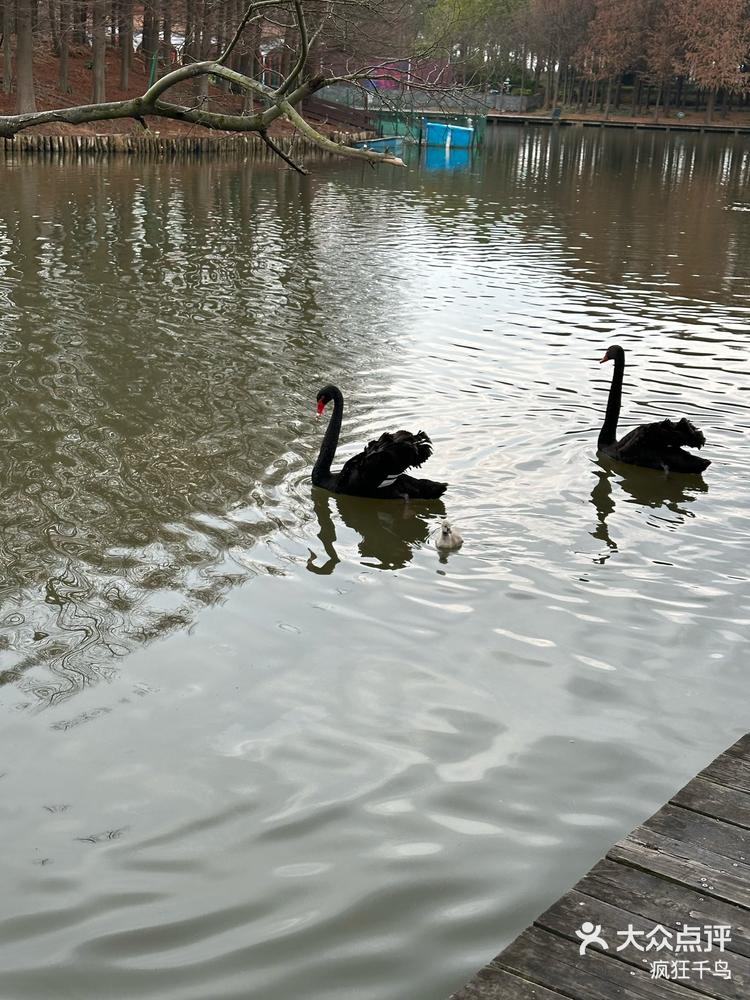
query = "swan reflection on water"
(306, 489, 445, 574)
(590, 458, 709, 562)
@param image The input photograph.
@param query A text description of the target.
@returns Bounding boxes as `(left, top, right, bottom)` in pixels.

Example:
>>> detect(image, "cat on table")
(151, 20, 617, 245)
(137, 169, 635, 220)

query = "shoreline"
(488, 109, 750, 134)
(0, 129, 372, 161)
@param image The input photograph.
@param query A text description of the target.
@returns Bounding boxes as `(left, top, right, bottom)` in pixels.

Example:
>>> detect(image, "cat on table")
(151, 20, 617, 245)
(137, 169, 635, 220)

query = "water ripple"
(0, 130, 748, 1000)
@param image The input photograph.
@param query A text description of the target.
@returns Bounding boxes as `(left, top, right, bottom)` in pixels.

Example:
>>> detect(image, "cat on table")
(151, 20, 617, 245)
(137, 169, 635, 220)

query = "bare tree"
(16, 0, 37, 112)
(0, 0, 411, 170)
(92, 0, 107, 102)
(2, 0, 13, 96)
(119, 0, 132, 90)
(59, 0, 72, 92)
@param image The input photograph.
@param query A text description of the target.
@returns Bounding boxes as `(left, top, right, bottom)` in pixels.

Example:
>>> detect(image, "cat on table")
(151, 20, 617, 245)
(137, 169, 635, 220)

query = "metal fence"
(319, 83, 536, 116)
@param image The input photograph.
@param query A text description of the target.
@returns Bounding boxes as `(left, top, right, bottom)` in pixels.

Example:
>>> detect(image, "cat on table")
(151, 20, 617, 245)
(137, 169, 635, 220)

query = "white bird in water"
(435, 518, 463, 553)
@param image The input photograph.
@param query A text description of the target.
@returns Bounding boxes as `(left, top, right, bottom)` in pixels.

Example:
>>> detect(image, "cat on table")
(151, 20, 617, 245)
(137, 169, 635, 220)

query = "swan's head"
(316, 385, 338, 417)
(441, 518, 453, 535)
(600, 345, 625, 365)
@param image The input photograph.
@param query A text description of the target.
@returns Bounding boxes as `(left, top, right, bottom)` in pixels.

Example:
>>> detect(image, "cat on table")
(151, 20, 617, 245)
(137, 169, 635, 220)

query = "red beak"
(599, 352, 610, 364)
(316, 399, 325, 415)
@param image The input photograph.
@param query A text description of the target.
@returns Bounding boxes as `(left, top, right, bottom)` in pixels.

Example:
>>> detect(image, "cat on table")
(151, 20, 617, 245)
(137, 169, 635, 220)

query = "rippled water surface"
(0, 127, 749, 999)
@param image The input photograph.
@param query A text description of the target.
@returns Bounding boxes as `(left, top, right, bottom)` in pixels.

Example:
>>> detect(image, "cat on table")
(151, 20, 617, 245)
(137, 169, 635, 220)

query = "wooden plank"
(724, 735, 750, 761)
(700, 754, 750, 796)
(639, 803, 749, 866)
(451, 735, 750, 998)
(449, 967, 570, 999)
(536, 888, 748, 1000)
(577, 858, 750, 959)
(497, 926, 691, 1000)
(671, 777, 750, 830)
(608, 835, 750, 909)
(627, 820, 750, 878)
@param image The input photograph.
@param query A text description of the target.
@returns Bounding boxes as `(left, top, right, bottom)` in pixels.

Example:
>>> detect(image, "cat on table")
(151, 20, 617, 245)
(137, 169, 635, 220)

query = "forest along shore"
(0, 46, 356, 139)
(488, 108, 750, 130)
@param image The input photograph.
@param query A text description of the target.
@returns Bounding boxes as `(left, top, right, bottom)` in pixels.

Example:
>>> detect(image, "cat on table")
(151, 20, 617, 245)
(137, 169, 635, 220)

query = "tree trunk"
(562, 67, 571, 106)
(48, 0, 60, 54)
(59, 0, 70, 91)
(92, 0, 106, 102)
(241, 17, 261, 112)
(120, 0, 131, 89)
(16, 0, 36, 112)
(229, 0, 241, 72)
(74, 0, 86, 43)
(630, 74, 640, 116)
(545, 53, 553, 108)
(551, 63, 560, 108)
(142, 0, 157, 70)
(162, 0, 171, 61)
(216, 0, 229, 89)
(653, 82, 662, 120)
(197, 0, 213, 99)
(705, 87, 716, 124)
(604, 76, 612, 119)
(2, 0, 12, 95)
(184, 0, 194, 62)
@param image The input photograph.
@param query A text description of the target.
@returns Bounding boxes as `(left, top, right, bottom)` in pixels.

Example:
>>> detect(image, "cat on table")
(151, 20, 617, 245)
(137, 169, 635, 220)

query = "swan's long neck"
(599, 354, 624, 448)
(312, 388, 343, 484)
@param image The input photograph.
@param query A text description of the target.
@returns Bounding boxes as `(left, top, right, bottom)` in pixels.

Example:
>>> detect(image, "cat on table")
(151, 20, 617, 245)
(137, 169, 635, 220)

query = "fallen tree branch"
(281, 99, 405, 166)
(0, 0, 421, 170)
(259, 131, 308, 174)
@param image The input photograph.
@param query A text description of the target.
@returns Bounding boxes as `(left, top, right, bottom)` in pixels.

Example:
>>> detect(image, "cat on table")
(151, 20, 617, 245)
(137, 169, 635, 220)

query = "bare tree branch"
(275, 1, 318, 99)
(281, 98, 405, 166)
(260, 130, 308, 173)
(216, 0, 280, 66)
(0, 0, 440, 169)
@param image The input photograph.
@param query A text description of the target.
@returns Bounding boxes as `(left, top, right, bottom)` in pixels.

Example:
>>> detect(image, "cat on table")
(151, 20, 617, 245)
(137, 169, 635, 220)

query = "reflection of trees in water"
(469, 129, 750, 306)
(306, 489, 444, 574)
(0, 162, 400, 707)
(589, 458, 708, 562)
(0, 136, 737, 704)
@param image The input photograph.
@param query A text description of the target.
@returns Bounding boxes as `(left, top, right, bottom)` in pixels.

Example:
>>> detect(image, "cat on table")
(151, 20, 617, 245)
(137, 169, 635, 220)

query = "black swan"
(598, 345, 710, 474)
(312, 385, 447, 499)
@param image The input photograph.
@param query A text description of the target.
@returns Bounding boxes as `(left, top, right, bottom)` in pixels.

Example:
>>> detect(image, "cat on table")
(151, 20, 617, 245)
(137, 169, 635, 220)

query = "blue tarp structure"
(423, 121, 474, 148)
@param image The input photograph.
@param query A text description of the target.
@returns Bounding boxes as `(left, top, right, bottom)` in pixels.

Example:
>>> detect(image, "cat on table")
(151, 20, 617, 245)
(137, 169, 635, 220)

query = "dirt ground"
(0, 46, 351, 137)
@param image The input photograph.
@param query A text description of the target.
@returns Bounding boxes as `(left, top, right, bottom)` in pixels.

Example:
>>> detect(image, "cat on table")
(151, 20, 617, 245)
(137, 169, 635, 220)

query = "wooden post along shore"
(0, 130, 372, 161)
(451, 733, 750, 1000)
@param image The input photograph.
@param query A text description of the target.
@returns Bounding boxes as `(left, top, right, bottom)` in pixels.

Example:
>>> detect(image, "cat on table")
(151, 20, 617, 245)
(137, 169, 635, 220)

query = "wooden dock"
(486, 113, 750, 135)
(451, 733, 750, 1000)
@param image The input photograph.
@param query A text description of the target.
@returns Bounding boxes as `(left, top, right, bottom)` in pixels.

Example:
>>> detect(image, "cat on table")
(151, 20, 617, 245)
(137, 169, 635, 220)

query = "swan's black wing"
(615, 418, 710, 473)
(337, 430, 434, 494)
(618, 418, 705, 453)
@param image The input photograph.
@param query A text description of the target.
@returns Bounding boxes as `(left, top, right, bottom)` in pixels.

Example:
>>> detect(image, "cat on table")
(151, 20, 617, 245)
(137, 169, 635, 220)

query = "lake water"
(0, 126, 748, 1000)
